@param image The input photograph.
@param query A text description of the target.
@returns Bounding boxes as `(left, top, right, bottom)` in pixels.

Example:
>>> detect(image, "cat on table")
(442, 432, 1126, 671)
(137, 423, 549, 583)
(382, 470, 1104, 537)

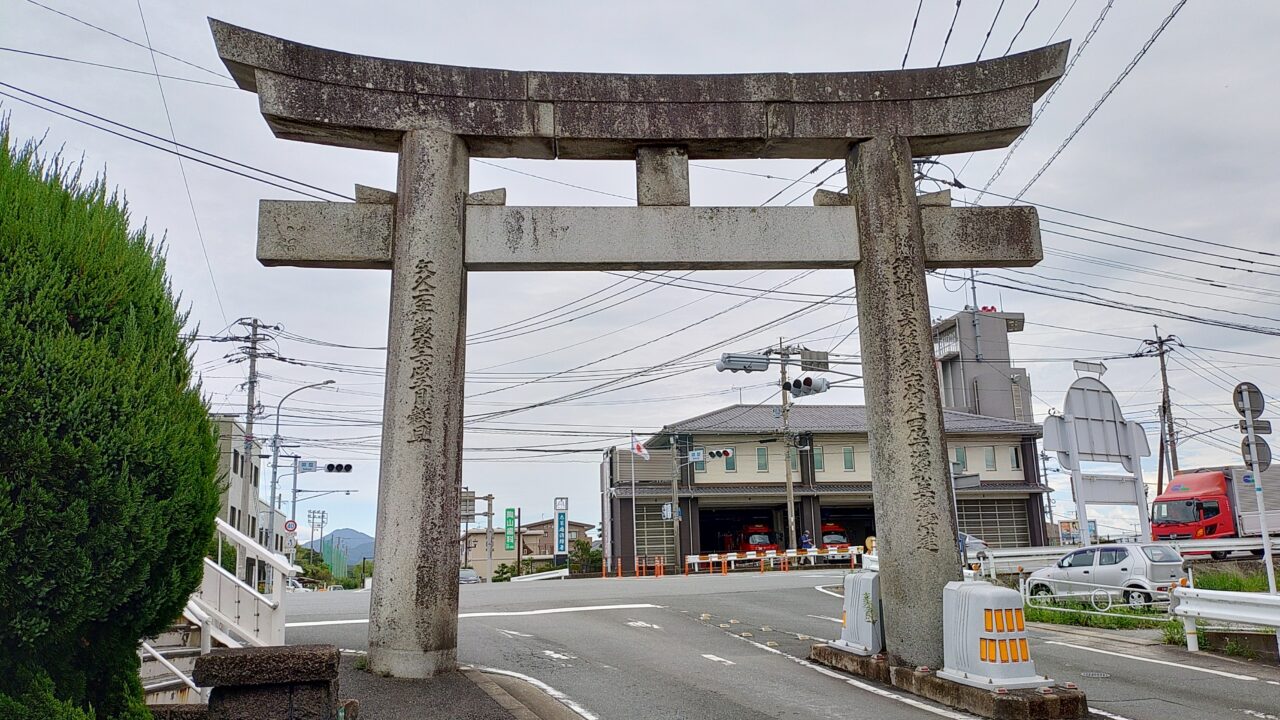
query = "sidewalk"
(338, 654, 581, 719)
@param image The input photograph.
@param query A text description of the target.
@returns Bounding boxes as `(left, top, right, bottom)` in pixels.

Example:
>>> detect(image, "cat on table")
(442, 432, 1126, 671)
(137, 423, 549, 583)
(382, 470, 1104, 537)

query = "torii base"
(809, 644, 1088, 720)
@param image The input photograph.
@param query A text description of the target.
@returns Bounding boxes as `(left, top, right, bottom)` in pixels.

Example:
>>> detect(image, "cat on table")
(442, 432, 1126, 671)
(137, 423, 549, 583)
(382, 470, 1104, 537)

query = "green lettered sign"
(504, 508, 516, 551)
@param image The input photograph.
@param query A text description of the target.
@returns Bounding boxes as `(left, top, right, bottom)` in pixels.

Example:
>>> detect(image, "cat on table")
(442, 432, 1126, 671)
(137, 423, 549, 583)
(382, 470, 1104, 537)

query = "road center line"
(1089, 708, 1137, 720)
(814, 585, 843, 599)
(1042, 641, 1257, 681)
(807, 614, 843, 624)
(702, 654, 735, 665)
(460, 603, 660, 618)
(286, 603, 661, 627)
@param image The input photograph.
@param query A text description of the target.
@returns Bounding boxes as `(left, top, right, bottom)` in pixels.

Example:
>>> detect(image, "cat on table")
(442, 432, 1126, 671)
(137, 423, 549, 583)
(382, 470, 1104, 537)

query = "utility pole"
(239, 318, 260, 454)
(481, 494, 495, 582)
(779, 338, 797, 551)
(268, 380, 333, 586)
(969, 270, 983, 362)
(1144, 327, 1179, 493)
(670, 432, 681, 563)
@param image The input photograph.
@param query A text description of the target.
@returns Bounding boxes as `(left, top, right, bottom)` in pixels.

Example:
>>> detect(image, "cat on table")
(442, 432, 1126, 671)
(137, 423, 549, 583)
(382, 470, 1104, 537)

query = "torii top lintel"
(209, 19, 1068, 160)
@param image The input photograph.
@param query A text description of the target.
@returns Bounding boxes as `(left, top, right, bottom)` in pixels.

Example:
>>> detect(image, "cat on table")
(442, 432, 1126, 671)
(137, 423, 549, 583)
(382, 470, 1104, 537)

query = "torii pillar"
(211, 18, 1067, 674)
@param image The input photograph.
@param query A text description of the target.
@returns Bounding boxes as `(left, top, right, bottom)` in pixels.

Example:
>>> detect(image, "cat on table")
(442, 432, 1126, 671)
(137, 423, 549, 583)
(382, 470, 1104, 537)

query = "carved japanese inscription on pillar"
(406, 258, 437, 442)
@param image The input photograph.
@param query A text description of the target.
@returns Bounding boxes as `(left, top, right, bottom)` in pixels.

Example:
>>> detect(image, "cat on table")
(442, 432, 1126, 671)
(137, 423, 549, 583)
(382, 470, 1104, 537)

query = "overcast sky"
(5, 0, 1279, 541)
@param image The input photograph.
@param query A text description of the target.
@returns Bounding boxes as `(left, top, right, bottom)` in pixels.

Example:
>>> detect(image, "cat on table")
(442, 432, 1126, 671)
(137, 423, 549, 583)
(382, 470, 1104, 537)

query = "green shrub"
(0, 128, 220, 718)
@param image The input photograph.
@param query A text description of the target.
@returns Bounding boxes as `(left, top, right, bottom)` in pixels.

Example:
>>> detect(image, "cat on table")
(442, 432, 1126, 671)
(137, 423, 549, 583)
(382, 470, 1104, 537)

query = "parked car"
(285, 577, 312, 592)
(1027, 543, 1185, 607)
(459, 568, 482, 584)
(326, 584, 345, 592)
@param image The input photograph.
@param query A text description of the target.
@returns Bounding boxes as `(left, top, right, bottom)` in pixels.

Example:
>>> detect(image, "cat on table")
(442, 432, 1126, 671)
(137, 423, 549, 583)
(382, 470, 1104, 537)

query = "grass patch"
(1193, 565, 1272, 593)
(1023, 602, 1171, 631)
(1222, 637, 1260, 660)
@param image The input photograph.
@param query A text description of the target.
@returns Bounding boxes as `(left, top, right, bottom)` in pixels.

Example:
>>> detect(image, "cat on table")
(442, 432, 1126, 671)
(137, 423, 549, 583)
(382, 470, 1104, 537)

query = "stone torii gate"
(210, 19, 1066, 676)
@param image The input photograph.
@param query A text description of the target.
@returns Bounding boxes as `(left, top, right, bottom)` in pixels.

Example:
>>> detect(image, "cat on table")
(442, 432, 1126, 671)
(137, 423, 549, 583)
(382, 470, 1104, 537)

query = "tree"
(0, 129, 220, 718)
(568, 538, 602, 574)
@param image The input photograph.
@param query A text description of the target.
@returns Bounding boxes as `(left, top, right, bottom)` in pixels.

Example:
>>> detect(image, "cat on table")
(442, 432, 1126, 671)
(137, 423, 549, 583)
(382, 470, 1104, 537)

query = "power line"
(1046, 0, 1081, 42)
(23, 0, 231, 80)
(975, 0, 1008, 61)
(0, 82, 352, 201)
(1010, 0, 1189, 202)
(902, 0, 926, 68)
(135, 0, 226, 324)
(937, 0, 965, 66)
(0, 47, 238, 88)
(473, 159, 633, 201)
(1003, 0, 1042, 54)
(973, 0, 1115, 200)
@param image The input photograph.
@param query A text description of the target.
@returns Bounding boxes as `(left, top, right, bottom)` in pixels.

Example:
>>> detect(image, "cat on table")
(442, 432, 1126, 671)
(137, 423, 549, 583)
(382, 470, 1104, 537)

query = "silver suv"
(1027, 543, 1184, 607)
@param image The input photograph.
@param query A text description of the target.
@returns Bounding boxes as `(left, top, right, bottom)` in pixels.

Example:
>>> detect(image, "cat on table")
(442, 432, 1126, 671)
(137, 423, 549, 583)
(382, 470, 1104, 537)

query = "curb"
(462, 669, 541, 720)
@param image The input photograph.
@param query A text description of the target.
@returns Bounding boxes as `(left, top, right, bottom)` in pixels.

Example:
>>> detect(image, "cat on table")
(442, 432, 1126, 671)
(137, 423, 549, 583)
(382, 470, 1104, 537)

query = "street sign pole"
(1235, 382, 1278, 657)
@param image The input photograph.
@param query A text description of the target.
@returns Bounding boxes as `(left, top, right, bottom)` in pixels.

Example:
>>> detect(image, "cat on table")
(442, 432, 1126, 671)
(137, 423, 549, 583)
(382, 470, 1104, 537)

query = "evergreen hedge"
(0, 128, 220, 718)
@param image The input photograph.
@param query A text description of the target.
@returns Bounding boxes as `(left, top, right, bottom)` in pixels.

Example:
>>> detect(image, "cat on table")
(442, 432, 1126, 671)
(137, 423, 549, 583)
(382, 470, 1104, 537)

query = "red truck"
(1151, 466, 1280, 558)
(818, 522, 850, 552)
(738, 523, 779, 554)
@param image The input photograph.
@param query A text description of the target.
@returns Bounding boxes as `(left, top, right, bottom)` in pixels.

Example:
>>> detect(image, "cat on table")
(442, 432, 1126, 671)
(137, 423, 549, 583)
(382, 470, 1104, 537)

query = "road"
(286, 572, 1280, 720)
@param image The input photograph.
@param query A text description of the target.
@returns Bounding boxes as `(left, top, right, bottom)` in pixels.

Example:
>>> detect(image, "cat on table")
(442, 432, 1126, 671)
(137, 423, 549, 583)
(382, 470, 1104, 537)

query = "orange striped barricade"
(938, 581, 1051, 690)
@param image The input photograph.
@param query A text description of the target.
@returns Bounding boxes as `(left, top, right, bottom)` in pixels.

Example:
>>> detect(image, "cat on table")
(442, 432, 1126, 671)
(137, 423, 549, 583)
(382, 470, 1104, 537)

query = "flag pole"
(630, 431, 638, 575)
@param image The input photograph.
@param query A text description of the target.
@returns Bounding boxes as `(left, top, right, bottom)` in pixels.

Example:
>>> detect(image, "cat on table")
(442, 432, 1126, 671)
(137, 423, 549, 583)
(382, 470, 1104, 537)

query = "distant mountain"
(306, 528, 375, 564)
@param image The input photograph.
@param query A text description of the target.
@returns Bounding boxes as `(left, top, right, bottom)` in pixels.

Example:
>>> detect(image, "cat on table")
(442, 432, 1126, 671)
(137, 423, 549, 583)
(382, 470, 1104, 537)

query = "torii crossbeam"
(211, 18, 1067, 677)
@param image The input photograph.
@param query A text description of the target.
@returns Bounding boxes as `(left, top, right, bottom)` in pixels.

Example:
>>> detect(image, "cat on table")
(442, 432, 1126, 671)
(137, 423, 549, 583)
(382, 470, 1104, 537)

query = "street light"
(269, 380, 334, 574)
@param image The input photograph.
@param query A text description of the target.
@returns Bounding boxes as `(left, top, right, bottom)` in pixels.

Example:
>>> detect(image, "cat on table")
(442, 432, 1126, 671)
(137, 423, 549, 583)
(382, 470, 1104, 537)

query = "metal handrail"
(202, 557, 280, 610)
(140, 641, 204, 698)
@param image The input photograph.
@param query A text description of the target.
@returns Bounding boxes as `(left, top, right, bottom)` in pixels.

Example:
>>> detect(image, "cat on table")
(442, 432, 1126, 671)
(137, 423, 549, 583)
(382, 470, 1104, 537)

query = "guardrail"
(510, 568, 569, 582)
(1021, 576, 1172, 620)
(1170, 586, 1280, 653)
(974, 537, 1280, 578)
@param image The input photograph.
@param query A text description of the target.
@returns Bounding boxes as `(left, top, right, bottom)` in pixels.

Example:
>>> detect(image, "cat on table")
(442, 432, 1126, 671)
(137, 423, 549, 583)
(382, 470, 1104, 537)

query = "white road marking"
(814, 584, 844, 599)
(497, 628, 533, 638)
(626, 620, 662, 629)
(1236, 710, 1280, 720)
(807, 614, 843, 624)
(286, 618, 368, 628)
(287, 602, 660, 628)
(1269, 680, 1280, 686)
(542, 650, 577, 660)
(1089, 709, 1137, 720)
(1042, 641, 1258, 681)
(722, 634, 976, 719)
(702, 654, 736, 666)
(461, 603, 660, 618)
(476, 666, 599, 720)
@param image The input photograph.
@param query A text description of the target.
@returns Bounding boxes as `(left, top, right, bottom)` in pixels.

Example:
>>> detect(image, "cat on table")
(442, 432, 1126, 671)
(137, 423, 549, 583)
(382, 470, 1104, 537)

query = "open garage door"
(698, 506, 782, 554)
(819, 505, 875, 547)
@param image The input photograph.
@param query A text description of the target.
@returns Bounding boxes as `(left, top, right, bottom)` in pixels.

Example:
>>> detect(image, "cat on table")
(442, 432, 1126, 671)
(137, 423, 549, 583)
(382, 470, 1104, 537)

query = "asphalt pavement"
(285, 572, 1280, 719)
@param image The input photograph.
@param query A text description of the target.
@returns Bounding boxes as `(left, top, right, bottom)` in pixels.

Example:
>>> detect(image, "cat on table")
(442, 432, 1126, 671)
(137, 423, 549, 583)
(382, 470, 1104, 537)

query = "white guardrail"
(1170, 586, 1280, 653)
(684, 546, 863, 573)
(973, 537, 1280, 578)
(510, 568, 569, 582)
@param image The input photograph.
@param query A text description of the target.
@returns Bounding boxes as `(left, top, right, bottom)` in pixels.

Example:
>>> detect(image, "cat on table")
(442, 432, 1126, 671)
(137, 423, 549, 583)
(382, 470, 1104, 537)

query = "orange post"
(721, 557, 728, 576)
(684, 558, 689, 576)
(616, 559, 622, 578)
(602, 559, 607, 579)
(656, 557, 663, 577)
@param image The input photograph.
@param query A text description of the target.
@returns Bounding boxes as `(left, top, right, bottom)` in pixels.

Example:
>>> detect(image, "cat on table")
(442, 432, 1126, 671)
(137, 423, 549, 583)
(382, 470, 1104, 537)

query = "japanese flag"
(631, 433, 650, 460)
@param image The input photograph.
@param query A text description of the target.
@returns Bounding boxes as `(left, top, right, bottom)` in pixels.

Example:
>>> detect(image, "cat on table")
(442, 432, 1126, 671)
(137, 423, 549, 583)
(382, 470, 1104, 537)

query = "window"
(813, 446, 824, 472)
(1202, 500, 1221, 519)
(252, 465, 260, 487)
(843, 447, 855, 471)
(1063, 549, 1096, 568)
(756, 447, 769, 472)
(954, 446, 968, 472)
(1098, 548, 1128, 566)
(982, 446, 997, 471)
(249, 516, 257, 537)
(693, 446, 706, 473)
(229, 506, 239, 529)
(725, 448, 737, 472)
(789, 449, 798, 471)
(233, 449, 242, 476)
(1142, 545, 1180, 563)
(570, 530, 579, 540)
(1010, 448, 1022, 470)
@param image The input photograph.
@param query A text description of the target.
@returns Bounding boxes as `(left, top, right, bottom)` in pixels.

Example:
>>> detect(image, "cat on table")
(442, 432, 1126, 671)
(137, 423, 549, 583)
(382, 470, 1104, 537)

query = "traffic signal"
(325, 463, 353, 473)
(716, 353, 769, 373)
(785, 376, 830, 397)
(706, 448, 734, 459)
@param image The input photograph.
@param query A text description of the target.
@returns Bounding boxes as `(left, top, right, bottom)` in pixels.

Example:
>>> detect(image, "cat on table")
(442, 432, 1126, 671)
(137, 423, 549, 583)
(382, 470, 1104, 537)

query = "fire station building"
(599, 310, 1049, 567)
